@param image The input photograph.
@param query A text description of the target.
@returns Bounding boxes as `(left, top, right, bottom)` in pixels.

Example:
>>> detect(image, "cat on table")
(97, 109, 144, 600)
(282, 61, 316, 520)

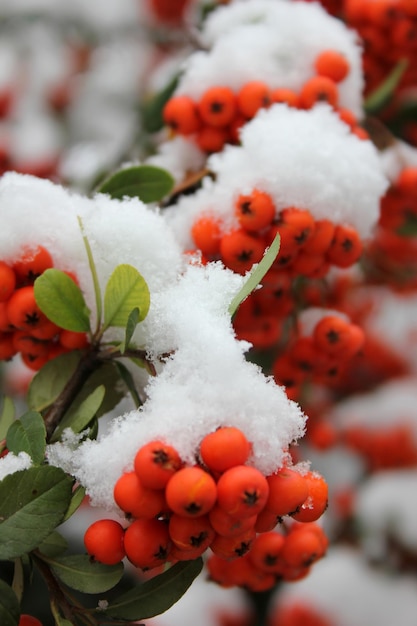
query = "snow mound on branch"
(48, 261, 306, 510)
(0, 171, 183, 338)
(166, 105, 387, 244)
(177, 0, 363, 116)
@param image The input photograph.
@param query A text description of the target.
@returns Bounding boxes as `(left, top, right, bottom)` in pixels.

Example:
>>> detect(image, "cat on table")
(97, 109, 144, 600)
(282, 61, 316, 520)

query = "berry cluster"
(190, 188, 363, 351)
(341, 422, 417, 470)
(272, 314, 365, 401)
(192, 194, 362, 276)
(163, 48, 360, 154)
(84, 428, 328, 590)
(0, 246, 88, 370)
(364, 166, 417, 290)
(207, 520, 328, 591)
(344, 0, 417, 96)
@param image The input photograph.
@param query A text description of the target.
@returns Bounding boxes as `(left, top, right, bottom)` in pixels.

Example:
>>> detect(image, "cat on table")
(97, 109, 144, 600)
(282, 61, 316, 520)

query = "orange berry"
(210, 527, 256, 559)
(124, 518, 171, 569)
(237, 81, 271, 119)
(291, 472, 328, 523)
(313, 315, 364, 357)
(0, 302, 12, 332)
(235, 189, 276, 233)
(280, 527, 324, 569)
(29, 318, 60, 340)
(338, 107, 357, 129)
(0, 261, 16, 301)
(168, 543, 209, 562)
(13, 246, 53, 285)
(12, 331, 49, 357)
(397, 167, 417, 194)
(168, 513, 215, 551)
(216, 465, 269, 518)
(248, 531, 285, 572)
(84, 519, 125, 565)
(200, 426, 251, 473)
(134, 440, 182, 490)
(7, 286, 49, 331)
(299, 76, 339, 109)
(314, 49, 350, 83)
(191, 215, 223, 257)
(326, 223, 362, 267)
(21, 351, 50, 371)
(165, 466, 217, 517)
(220, 229, 265, 274)
(255, 508, 279, 533)
(302, 219, 335, 255)
(59, 330, 89, 350)
(0, 331, 17, 360)
(197, 86, 237, 127)
(209, 504, 257, 537)
(113, 471, 166, 519)
(271, 88, 299, 107)
(280, 207, 316, 249)
(265, 468, 309, 517)
(163, 95, 201, 135)
(195, 125, 229, 153)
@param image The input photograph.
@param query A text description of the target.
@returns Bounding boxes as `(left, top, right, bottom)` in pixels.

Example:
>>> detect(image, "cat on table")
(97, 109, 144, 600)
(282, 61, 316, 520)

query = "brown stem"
(43, 349, 102, 442)
(32, 553, 81, 624)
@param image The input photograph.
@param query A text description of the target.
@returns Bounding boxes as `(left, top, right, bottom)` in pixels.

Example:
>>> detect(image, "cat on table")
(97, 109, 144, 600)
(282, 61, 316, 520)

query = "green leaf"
(115, 361, 142, 409)
(228, 232, 281, 317)
(0, 466, 73, 559)
(0, 579, 19, 626)
(27, 351, 81, 412)
(62, 484, 86, 523)
(38, 531, 68, 558)
(0, 397, 15, 441)
(50, 385, 105, 443)
(103, 264, 150, 330)
(6, 411, 46, 465)
(104, 559, 203, 620)
(142, 73, 180, 133)
(77, 216, 103, 334)
(34, 269, 91, 333)
(98, 165, 175, 203)
(49, 555, 124, 594)
(74, 362, 126, 419)
(365, 59, 409, 114)
(119, 307, 140, 354)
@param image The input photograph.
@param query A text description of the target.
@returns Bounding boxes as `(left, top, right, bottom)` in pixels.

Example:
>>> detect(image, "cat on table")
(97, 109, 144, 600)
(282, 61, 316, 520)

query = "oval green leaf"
(6, 411, 46, 465)
(38, 531, 68, 558)
(49, 555, 124, 594)
(0, 580, 19, 626)
(228, 232, 280, 317)
(28, 351, 81, 412)
(0, 466, 73, 559)
(98, 165, 175, 203)
(104, 558, 203, 620)
(103, 264, 150, 329)
(34, 269, 91, 333)
(0, 397, 15, 440)
(51, 385, 105, 443)
(62, 484, 86, 523)
(119, 307, 140, 353)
